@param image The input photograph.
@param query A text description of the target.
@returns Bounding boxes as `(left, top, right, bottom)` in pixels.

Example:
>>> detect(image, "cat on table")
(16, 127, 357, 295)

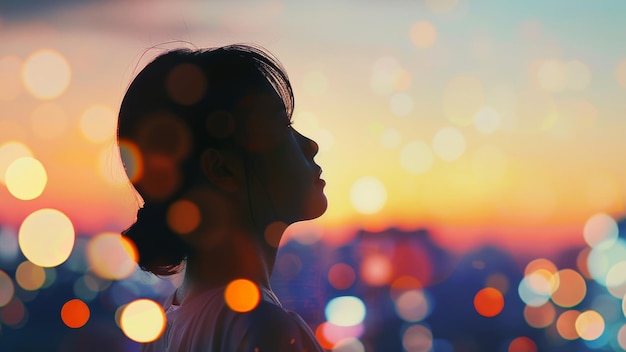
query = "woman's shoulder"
(224, 300, 323, 351)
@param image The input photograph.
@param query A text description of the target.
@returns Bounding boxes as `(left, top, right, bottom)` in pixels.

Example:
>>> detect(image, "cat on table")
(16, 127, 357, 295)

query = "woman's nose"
(298, 131, 319, 158)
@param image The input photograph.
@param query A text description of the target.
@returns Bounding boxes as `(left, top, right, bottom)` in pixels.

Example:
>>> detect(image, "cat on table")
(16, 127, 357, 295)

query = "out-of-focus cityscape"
(3, 0, 626, 351)
(1, 217, 626, 351)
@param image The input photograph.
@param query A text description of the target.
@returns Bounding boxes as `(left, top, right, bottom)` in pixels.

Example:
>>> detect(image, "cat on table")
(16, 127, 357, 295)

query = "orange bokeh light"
(508, 336, 537, 352)
(474, 287, 504, 318)
(556, 310, 580, 340)
(314, 322, 337, 350)
(61, 299, 90, 328)
(551, 269, 586, 308)
(524, 302, 556, 328)
(167, 199, 201, 234)
(224, 279, 260, 313)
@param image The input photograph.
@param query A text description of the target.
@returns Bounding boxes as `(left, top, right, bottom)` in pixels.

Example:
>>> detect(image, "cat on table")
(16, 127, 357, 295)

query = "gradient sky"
(2, 0, 626, 253)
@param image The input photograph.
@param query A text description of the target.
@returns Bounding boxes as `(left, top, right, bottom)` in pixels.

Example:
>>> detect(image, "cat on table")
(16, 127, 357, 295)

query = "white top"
(139, 286, 324, 352)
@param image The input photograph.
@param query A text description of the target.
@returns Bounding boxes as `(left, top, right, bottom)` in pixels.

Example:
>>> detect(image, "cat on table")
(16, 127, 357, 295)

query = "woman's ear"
(200, 149, 240, 192)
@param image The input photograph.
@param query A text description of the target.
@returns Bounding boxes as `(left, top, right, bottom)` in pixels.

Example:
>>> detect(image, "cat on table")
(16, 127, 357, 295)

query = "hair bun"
(123, 202, 188, 276)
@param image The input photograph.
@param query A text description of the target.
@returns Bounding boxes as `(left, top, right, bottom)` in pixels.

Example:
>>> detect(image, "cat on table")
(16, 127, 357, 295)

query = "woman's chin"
(301, 194, 328, 221)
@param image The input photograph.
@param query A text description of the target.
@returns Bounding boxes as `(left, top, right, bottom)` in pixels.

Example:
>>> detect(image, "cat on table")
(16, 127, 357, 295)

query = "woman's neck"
(176, 229, 278, 304)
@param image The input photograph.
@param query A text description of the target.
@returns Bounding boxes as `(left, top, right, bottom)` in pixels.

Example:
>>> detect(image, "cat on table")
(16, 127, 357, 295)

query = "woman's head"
(118, 44, 327, 275)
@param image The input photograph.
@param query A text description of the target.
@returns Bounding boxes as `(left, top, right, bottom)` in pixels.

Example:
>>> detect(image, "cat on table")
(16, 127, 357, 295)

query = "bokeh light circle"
(224, 279, 260, 313)
(80, 105, 117, 143)
(325, 296, 366, 327)
(87, 233, 138, 280)
(61, 299, 90, 328)
(332, 337, 365, 352)
(556, 310, 580, 340)
(350, 176, 387, 215)
(474, 107, 501, 134)
(0, 141, 33, 184)
(22, 49, 71, 100)
(5, 157, 47, 200)
(395, 289, 430, 322)
(120, 299, 165, 342)
(15, 261, 45, 291)
(432, 127, 466, 162)
(402, 324, 433, 352)
(400, 140, 434, 175)
(508, 336, 537, 352)
(518, 273, 551, 307)
(328, 263, 356, 290)
(575, 310, 604, 341)
(588, 238, 626, 286)
(18, 208, 75, 267)
(474, 287, 504, 317)
(618, 324, 626, 350)
(551, 269, 586, 307)
(410, 21, 437, 49)
(167, 200, 201, 235)
(0, 270, 14, 307)
(360, 253, 392, 286)
(583, 213, 618, 248)
(524, 302, 556, 328)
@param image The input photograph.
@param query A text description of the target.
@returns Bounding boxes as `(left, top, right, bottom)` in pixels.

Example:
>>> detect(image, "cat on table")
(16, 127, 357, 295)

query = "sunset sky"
(2, 0, 626, 253)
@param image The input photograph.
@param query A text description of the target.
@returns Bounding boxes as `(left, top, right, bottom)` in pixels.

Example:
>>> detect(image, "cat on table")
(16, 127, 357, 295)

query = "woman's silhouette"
(117, 44, 327, 351)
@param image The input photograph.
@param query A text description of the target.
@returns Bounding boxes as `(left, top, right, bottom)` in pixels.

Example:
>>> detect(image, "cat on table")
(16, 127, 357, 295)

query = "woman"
(117, 44, 327, 351)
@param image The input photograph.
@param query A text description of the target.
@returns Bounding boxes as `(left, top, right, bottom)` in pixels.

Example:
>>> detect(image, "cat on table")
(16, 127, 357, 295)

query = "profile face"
(238, 88, 328, 225)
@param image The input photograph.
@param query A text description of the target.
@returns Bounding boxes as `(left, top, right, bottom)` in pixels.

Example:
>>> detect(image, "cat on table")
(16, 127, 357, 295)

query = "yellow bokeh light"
(410, 21, 437, 49)
(0, 55, 24, 101)
(15, 260, 46, 291)
(0, 141, 33, 185)
(120, 299, 166, 343)
(22, 49, 71, 100)
(0, 270, 15, 307)
(87, 233, 138, 280)
(30, 103, 68, 140)
(80, 105, 117, 143)
(432, 127, 466, 162)
(18, 208, 75, 267)
(5, 157, 47, 200)
(224, 279, 261, 313)
(575, 310, 604, 341)
(350, 176, 387, 215)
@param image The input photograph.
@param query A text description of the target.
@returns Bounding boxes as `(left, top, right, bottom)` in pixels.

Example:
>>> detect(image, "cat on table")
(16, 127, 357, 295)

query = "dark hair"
(118, 44, 294, 275)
